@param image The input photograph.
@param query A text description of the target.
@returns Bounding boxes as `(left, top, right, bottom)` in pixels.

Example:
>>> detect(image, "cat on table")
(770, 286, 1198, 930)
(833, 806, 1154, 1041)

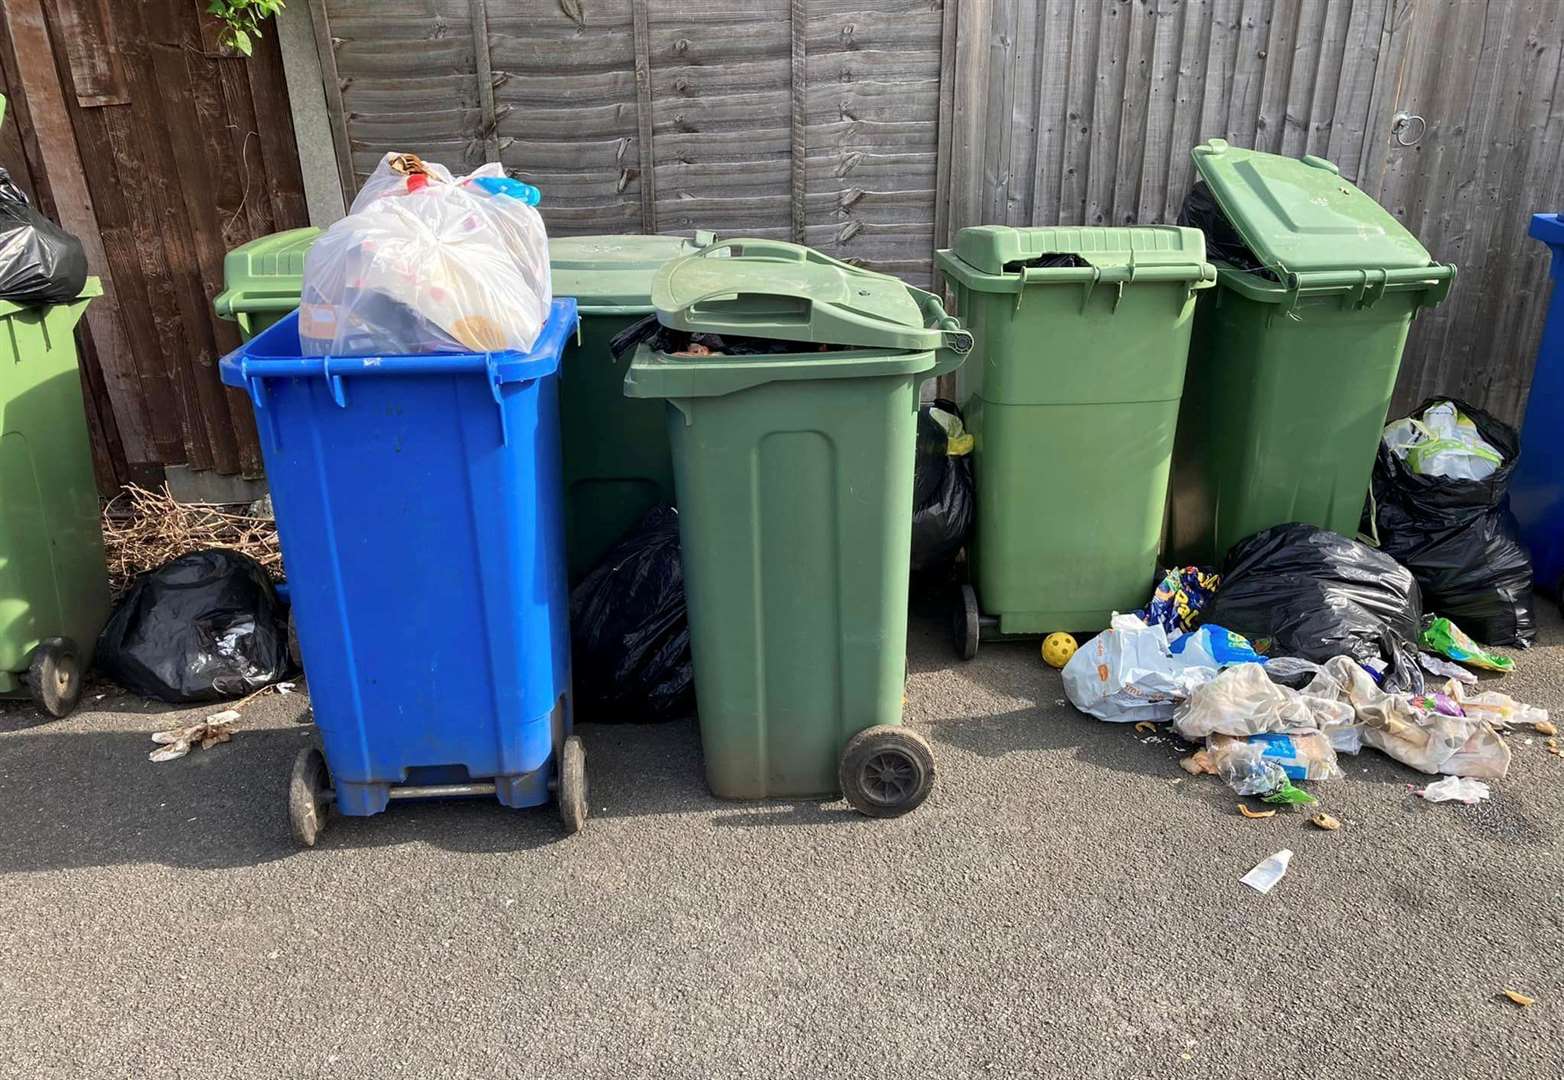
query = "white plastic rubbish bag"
(299, 153, 551, 357)
(1061, 614, 1218, 723)
(1381, 401, 1503, 481)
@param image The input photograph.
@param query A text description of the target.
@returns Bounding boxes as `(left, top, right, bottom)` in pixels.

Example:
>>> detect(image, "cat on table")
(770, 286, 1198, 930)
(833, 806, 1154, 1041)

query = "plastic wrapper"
(96, 549, 292, 703)
(1060, 614, 1218, 723)
(0, 171, 87, 305)
(569, 506, 694, 722)
(1135, 565, 1219, 639)
(1300, 655, 1510, 778)
(1368, 398, 1534, 648)
(1201, 523, 1425, 693)
(299, 153, 550, 357)
(910, 401, 974, 572)
(1173, 662, 1357, 743)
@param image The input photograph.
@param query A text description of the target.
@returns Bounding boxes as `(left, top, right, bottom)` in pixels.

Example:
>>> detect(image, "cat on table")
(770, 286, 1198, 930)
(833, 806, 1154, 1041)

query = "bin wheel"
(558, 735, 588, 835)
(27, 637, 83, 719)
(952, 585, 980, 661)
(838, 725, 935, 818)
(288, 746, 331, 848)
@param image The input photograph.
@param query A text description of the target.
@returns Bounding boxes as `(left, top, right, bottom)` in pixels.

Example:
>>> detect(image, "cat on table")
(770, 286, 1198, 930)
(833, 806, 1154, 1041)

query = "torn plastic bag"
(1367, 398, 1534, 648)
(96, 549, 292, 704)
(1201, 523, 1425, 693)
(299, 154, 550, 356)
(569, 506, 694, 722)
(1173, 662, 1357, 745)
(910, 400, 974, 571)
(1061, 614, 1220, 723)
(1301, 655, 1510, 778)
(1175, 181, 1276, 280)
(0, 175, 87, 306)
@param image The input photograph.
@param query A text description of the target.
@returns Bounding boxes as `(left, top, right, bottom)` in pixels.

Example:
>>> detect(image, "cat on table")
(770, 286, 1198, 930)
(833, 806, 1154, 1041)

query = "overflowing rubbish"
(910, 401, 974, 571)
(1041, 632, 1078, 670)
(1416, 776, 1492, 804)
(97, 549, 293, 704)
(148, 710, 240, 762)
(1420, 615, 1515, 673)
(0, 166, 87, 305)
(1135, 565, 1220, 639)
(1369, 399, 1534, 648)
(569, 506, 694, 723)
(1202, 523, 1425, 692)
(300, 152, 552, 356)
(1240, 850, 1293, 894)
(1060, 614, 1254, 722)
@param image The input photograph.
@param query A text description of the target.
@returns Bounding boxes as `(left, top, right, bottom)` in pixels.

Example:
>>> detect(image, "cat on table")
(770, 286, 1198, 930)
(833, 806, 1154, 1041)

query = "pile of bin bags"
(1062, 523, 1545, 802)
(298, 153, 551, 357)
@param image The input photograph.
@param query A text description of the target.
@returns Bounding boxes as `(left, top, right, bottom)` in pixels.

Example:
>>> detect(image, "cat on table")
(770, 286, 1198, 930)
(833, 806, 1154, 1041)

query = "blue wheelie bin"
(1512, 213, 1564, 598)
(219, 300, 585, 846)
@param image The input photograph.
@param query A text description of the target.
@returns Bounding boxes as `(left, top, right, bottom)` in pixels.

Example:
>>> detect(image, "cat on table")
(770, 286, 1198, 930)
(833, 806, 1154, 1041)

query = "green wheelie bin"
(0, 279, 110, 718)
(215, 228, 712, 581)
(213, 226, 321, 341)
(1166, 139, 1457, 566)
(624, 239, 972, 817)
(934, 226, 1215, 656)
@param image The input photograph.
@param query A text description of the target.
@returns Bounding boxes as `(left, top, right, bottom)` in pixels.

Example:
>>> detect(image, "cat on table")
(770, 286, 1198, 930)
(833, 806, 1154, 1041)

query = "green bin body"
(936, 226, 1214, 635)
(215, 228, 708, 581)
(0, 281, 111, 701)
(1166, 140, 1457, 565)
(626, 240, 970, 802)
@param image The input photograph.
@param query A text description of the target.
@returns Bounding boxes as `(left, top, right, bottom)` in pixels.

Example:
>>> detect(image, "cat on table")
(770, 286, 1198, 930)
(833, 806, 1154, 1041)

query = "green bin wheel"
(288, 745, 331, 848)
(839, 725, 935, 818)
(27, 637, 83, 719)
(952, 585, 980, 661)
(558, 735, 588, 835)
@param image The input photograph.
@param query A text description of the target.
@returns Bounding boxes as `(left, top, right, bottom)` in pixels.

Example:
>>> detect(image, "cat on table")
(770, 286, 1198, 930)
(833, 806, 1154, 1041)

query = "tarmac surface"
(3, 594, 1563, 1079)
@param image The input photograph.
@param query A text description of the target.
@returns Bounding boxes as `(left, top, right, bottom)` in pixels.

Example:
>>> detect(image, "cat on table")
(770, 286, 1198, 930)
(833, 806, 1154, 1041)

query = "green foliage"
(205, 0, 285, 57)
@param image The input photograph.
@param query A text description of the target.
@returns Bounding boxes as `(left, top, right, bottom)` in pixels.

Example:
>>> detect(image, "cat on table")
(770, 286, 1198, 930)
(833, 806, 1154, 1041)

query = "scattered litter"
(1502, 989, 1536, 1008)
(1237, 804, 1276, 820)
(1420, 616, 1516, 674)
(1134, 565, 1220, 639)
(149, 711, 240, 762)
(1416, 776, 1492, 804)
(1310, 813, 1341, 831)
(1240, 849, 1292, 894)
(1418, 651, 1480, 686)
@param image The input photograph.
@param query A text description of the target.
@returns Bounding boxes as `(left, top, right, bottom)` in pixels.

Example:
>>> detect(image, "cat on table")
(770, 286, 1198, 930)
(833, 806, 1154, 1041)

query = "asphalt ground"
(3, 593, 1562, 1079)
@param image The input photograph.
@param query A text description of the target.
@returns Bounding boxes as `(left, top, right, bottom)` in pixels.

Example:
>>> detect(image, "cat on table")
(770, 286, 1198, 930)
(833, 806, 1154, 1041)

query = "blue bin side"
(1513, 214, 1564, 596)
(221, 301, 579, 815)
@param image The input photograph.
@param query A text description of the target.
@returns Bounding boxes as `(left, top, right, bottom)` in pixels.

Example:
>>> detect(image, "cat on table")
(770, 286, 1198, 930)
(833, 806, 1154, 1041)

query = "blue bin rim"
(1530, 213, 1564, 248)
(218, 298, 579, 390)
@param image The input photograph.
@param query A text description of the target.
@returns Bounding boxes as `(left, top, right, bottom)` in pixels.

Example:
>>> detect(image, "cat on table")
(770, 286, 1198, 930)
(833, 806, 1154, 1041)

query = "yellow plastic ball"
(1041, 632, 1078, 669)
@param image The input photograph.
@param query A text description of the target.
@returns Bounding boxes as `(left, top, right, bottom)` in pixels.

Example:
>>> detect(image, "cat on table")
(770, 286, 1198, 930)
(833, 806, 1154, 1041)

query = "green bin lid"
(651, 237, 958, 352)
(550, 233, 714, 310)
(214, 227, 321, 316)
(936, 225, 1213, 292)
(1190, 139, 1433, 275)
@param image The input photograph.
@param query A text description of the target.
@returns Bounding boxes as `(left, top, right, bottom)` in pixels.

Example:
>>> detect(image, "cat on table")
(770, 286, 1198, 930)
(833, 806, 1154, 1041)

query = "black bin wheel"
(558, 735, 588, 836)
(288, 745, 331, 848)
(952, 584, 980, 661)
(839, 725, 935, 818)
(27, 637, 83, 719)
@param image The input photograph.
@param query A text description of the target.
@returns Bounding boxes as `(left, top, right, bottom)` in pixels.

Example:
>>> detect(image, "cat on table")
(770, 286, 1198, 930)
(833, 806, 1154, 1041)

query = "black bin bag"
(911, 399, 974, 572)
(1201, 523, 1425, 692)
(97, 549, 293, 703)
(570, 506, 694, 722)
(1367, 398, 1535, 648)
(0, 169, 87, 305)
